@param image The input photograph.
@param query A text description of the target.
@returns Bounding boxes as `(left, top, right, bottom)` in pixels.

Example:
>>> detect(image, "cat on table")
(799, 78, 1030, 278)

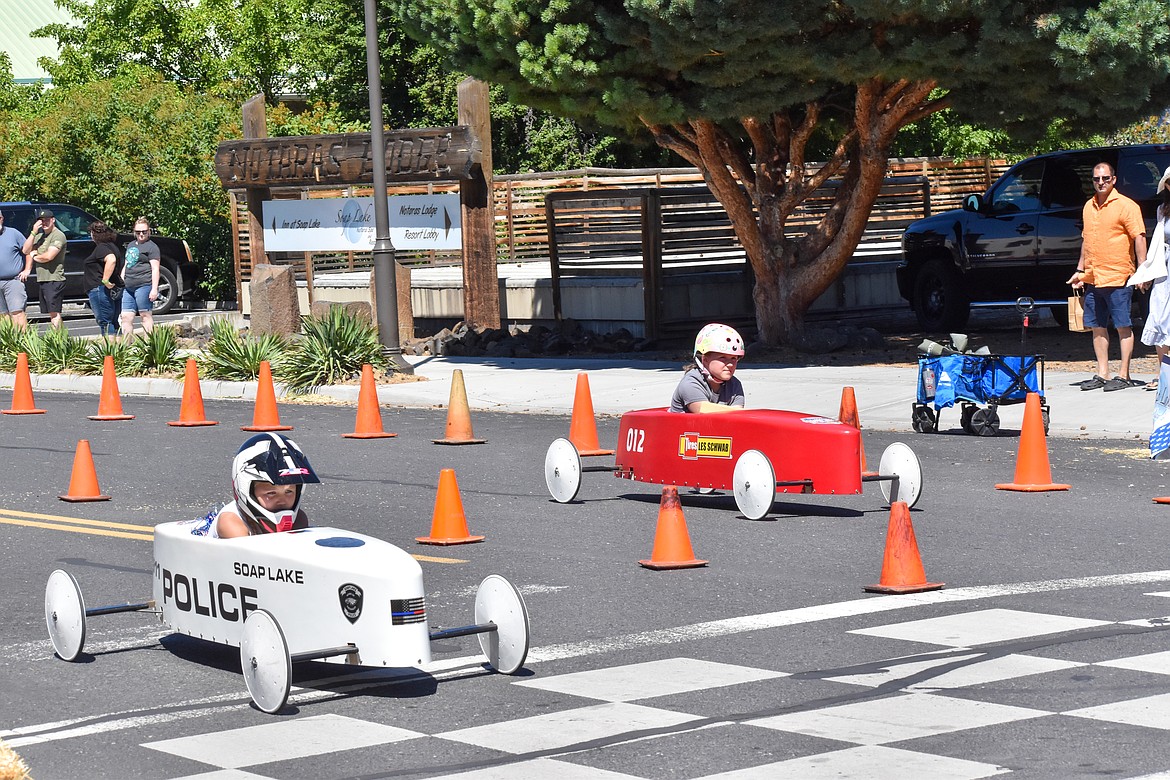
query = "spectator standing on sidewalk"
(0, 212, 31, 329)
(1067, 162, 1148, 392)
(83, 221, 123, 337)
(21, 208, 67, 328)
(1131, 166, 1170, 391)
(119, 217, 160, 339)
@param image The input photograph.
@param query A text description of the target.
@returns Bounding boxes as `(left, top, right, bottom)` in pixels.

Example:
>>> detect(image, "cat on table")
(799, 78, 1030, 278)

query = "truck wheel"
(913, 259, 970, 331)
(151, 265, 178, 315)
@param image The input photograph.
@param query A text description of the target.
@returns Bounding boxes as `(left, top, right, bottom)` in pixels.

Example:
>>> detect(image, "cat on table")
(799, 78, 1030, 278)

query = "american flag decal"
(391, 597, 426, 625)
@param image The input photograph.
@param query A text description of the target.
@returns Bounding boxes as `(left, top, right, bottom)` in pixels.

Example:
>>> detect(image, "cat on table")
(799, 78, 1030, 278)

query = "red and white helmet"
(694, 323, 744, 360)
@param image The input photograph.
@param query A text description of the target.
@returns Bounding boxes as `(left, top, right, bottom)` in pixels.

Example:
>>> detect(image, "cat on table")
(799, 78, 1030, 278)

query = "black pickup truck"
(0, 201, 200, 315)
(897, 145, 1170, 331)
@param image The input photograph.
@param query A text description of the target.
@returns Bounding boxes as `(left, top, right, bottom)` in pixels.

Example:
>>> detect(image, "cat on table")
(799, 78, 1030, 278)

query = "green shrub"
(75, 336, 135, 375)
(27, 326, 88, 374)
(127, 326, 185, 375)
(276, 306, 386, 392)
(199, 317, 288, 381)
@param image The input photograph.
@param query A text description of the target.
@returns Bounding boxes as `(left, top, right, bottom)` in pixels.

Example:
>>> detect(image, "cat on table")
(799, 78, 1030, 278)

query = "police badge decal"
(338, 583, 363, 623)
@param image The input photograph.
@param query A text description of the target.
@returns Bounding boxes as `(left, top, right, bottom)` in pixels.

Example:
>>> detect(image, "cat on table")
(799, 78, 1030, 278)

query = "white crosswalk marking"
(514, 657, 787, 701)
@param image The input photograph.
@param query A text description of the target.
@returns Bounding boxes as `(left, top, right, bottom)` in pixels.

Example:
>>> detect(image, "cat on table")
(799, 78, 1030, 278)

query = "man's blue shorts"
(1084, 285, 1133, 329)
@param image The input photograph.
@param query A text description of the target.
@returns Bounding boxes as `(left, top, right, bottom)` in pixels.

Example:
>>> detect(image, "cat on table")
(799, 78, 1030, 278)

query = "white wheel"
(878, 442, 924, 508)
(241, 609, 292, 714)
(544, 438, 582, 503)
(474, 575, 530, 674)
(45, 569, 86, 661)
(733, 449, 775, 521)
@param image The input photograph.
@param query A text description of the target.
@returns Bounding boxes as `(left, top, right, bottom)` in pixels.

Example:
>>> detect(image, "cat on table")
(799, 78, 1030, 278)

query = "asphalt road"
(3, 394, 1170, 779)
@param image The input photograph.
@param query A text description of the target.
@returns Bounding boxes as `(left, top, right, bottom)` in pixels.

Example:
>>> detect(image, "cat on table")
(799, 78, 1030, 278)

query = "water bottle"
(923, 366, 936, 400)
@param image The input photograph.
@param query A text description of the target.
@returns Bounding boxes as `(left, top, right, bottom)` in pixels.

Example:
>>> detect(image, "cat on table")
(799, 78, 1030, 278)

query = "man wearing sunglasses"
(1067, 163, 1148, 392)
(21, 208, 67, 328)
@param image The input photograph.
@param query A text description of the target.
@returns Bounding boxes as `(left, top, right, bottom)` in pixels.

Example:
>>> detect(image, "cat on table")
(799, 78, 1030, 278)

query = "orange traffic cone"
(416, 469, 485, 545)
(343, 364, 396, 439)
(168, 359, 218, 426)
(433, 369, 485, 444)
(995, 393, 1069, 492)
(242, 360, 292, 432)
(863, 501, 943, 593)
(88, 355, 134, 421)
(568, 373, 614, 456)
(1154, 497, 1170, 504)
(838, 386, 875, 477)
(4, 352, 45, 415)
(639, 485, 708, 570)
(59, 439, 111, 502)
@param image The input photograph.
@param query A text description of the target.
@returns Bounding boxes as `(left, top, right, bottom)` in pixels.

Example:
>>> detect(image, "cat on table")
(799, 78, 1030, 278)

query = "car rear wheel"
(151, 265, 178, 315)
(912, 259, 970, 331)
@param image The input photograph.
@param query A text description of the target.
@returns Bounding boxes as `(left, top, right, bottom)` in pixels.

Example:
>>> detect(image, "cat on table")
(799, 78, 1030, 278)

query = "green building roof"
(5, 0, 75, 84)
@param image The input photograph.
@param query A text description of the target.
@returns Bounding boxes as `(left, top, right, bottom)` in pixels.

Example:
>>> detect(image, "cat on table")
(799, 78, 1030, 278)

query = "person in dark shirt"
(83, 221, 123, 337)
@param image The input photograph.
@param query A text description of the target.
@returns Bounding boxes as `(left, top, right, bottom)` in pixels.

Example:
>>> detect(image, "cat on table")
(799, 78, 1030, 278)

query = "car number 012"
(625, 428, 646, 453)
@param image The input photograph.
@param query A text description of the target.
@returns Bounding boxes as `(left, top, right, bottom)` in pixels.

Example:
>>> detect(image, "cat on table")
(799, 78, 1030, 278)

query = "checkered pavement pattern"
(143, 606, 1170, 779)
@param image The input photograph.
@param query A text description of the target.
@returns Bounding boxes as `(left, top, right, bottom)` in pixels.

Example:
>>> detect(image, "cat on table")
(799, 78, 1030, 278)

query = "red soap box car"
(545, 408, 922, 519)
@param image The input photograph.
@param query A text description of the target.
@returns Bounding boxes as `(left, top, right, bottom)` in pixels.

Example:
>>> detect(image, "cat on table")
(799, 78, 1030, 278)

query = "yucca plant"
(276, 306, 387, 392)
(27, 326, 87, 375)
(199, 317, 289, 381)
(75, 337, 136, 375)
(0, 319, 29, 371)
(126, 326, 186, 375)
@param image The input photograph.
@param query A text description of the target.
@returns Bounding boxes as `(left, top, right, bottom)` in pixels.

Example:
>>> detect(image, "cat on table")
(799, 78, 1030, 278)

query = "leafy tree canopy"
(0, 67, 240, 298)
(389, 0, 1170, 342)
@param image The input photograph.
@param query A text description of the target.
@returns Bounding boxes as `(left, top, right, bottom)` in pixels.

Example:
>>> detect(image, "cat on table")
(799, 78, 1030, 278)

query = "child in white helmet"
(191, 433, 320, 539)
(670, 323, 746, 413)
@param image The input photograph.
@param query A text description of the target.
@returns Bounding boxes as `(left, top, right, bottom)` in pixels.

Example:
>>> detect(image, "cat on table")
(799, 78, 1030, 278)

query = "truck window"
(988, 161, 1043, 214)
(1118, 152, 1170, 198)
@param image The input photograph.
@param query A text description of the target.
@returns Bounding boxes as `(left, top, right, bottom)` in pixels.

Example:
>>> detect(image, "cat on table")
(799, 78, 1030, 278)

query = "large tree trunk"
(646, 77, 943, 346)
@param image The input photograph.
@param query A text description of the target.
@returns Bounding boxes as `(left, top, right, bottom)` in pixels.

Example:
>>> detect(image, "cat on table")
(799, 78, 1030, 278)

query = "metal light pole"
(364, 0, 413, 374)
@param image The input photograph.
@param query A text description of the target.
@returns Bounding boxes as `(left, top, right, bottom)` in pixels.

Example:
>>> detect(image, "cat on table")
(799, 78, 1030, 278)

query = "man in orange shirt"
(1067, 162, 1148, 391)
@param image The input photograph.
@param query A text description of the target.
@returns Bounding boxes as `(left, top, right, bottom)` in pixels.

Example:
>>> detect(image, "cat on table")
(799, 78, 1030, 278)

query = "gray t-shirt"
(669, 368, 746, 413)
(123, 239, 160, 288)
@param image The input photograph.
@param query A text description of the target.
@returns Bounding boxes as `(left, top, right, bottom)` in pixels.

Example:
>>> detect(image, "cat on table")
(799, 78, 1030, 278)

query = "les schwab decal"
(678, 433, 733, 460)
(154, 562, 304, 623)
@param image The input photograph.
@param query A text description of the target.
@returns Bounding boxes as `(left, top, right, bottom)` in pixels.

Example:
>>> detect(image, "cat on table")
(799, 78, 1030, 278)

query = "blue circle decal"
(316, 536, 365, 548)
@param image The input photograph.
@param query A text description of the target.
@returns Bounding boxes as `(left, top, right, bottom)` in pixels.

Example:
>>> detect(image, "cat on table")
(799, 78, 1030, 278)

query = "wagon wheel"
(1041, 406, 1051, 434)
(732, 449, 776, 521)
(241, 609, 292, 715)
(45, 569, 86, 662)
(474, 575, 530, 674)
(911, 404, 937, 434)
(544, 438, 582, 503)
(970, 407, 1000, 437)
(878, 442, 924, 509)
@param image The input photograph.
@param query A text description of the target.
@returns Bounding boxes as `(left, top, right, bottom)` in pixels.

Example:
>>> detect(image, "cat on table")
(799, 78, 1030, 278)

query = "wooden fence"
(228, 156, 1010, 292)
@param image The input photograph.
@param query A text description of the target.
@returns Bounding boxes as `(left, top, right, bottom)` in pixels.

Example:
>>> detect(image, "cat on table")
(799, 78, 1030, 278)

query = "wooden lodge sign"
(215, 126, 480, 188)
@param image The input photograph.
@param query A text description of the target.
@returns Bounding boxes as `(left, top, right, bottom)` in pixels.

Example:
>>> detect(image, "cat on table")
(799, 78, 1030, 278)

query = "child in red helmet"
(670, 323, 746, 413)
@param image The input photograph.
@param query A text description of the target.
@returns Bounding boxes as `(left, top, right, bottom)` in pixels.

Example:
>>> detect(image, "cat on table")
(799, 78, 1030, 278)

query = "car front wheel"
(151, 265, 178, 315)
(912, 259, 970, 331)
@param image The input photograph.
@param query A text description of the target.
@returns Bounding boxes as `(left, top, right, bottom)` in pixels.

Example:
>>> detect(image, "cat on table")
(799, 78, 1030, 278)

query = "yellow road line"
(0, 508, 466, 562)
(0, 508, 154, 532)
(0, 516, 154, 541)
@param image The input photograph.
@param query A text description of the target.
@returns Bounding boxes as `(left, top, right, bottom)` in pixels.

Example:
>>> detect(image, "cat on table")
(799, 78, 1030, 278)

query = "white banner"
(262, 194, 462, 252)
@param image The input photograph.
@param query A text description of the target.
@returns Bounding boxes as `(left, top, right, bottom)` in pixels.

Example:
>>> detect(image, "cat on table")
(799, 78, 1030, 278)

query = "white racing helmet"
(231, 433, 320, 534)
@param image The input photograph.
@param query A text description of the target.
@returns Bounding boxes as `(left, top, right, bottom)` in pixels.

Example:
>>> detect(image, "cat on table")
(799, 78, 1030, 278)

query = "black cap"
(35, 208, 53, 219)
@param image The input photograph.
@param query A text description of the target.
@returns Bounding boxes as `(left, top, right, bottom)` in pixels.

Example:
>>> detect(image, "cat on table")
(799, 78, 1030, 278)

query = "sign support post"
(363, 0, 413, 374)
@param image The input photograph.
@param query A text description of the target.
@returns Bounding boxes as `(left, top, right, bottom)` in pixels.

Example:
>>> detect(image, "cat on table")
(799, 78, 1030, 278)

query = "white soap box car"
(45, 520, 531, 714)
